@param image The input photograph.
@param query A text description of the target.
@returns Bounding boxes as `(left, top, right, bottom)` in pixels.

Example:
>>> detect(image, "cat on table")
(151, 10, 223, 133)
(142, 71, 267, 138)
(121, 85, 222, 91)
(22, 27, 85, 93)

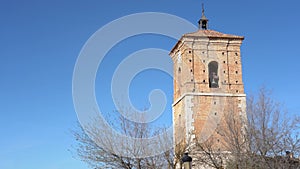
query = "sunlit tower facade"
(170, 6, 247, 168)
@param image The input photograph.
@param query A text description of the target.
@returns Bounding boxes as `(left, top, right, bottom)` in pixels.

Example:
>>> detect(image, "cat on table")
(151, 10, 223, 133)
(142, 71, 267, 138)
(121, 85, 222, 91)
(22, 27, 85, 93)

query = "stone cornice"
(172, 92, 246, 107)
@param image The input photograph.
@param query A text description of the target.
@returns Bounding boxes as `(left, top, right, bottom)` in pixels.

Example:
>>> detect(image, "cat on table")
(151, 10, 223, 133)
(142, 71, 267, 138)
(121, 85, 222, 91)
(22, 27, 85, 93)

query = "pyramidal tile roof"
(183, 29, 244, 39)
(170, 29, 244, 54)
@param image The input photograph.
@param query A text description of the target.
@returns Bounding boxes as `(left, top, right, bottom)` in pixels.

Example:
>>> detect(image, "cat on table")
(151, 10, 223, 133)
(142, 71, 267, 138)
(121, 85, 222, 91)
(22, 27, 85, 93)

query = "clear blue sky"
(1, 0, 300, 168)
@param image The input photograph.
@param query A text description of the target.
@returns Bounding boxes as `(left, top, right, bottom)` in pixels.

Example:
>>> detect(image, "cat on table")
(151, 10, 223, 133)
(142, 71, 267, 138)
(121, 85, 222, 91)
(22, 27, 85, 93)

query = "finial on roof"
(198, 3, 209, 30)
(202, 3, 205, 16)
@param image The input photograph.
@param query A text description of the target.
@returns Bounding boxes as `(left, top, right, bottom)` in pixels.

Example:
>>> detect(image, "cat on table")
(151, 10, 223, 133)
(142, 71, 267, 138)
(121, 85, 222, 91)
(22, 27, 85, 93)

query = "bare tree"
(72, 109, 176, 169)
(191, 88, 300, 169)
(193, 137, 224, 169)
(245, 87, 300, 169)
(173, 135, 192, 169)
(72, 88, 300, 169)
(191, 108, 247, 169)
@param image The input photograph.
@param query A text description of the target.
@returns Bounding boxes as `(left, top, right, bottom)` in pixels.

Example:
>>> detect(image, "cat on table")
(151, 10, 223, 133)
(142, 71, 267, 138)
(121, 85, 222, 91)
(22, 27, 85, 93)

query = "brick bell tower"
(170, 5, 247, 167)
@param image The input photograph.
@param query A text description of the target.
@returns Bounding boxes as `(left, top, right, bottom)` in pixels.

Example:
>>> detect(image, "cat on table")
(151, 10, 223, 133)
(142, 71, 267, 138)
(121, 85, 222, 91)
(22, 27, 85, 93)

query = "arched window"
(208, 61, 219, 88)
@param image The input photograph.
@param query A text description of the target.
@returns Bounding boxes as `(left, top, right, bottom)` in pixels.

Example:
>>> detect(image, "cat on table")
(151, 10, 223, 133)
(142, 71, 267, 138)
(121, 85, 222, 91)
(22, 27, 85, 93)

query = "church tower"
(170, 5, 247, 168)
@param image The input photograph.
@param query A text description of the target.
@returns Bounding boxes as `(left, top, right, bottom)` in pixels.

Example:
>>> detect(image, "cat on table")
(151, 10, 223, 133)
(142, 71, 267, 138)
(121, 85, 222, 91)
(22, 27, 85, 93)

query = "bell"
(211, 78, 216, 84)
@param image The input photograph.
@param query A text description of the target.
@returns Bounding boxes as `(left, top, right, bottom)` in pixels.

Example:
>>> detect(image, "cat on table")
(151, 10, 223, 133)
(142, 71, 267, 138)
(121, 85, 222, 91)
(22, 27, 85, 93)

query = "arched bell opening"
(208, 61, 219, 88)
